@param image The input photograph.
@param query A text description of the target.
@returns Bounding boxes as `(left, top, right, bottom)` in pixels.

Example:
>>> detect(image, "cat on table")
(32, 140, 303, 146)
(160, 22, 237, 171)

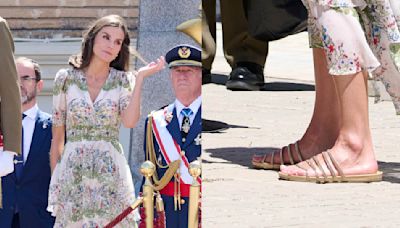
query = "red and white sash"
(151, 104, 201, 184)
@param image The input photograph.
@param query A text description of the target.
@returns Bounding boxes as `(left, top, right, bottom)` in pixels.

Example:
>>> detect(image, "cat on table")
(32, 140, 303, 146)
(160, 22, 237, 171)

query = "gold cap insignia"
(178, 47, 191, 59)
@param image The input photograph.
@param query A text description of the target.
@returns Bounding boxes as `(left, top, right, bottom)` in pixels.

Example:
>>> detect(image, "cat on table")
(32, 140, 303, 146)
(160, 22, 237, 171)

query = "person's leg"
(219, 0, 268, 67)
(281, 70, 378, 176)
(202, 0, 216, 71)
(220, 0, 268, 91)
(202, 0, 216, 84)
(252, 48, 341, 168)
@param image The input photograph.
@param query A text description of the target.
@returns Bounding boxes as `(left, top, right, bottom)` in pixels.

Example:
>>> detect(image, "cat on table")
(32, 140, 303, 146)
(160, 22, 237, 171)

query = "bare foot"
(280, 133, 378, 177)
(252, 131, 336, 167)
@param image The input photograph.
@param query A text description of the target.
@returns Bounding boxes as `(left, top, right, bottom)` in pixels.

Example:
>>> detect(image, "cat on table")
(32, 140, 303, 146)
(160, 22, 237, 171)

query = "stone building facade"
(0, 0, 139, 38)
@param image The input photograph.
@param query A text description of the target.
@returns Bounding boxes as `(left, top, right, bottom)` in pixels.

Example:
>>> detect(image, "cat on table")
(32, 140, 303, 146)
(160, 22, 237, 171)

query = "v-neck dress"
(302, 0, 400, 114)
(48, 67, 138, 227)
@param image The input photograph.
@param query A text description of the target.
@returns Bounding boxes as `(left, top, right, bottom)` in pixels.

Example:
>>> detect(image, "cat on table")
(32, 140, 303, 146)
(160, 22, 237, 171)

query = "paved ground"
(202, 25, 400, 228)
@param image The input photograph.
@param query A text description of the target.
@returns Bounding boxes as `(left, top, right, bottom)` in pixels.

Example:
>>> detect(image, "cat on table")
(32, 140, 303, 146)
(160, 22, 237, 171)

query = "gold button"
(182, 138, 186, 142)
(180, 199, 185, 204)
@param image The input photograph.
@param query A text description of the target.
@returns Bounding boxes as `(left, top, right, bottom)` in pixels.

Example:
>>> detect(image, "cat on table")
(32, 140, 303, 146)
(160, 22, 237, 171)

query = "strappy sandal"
(252, 141, 304, 170)
(278, 150, 382, 183)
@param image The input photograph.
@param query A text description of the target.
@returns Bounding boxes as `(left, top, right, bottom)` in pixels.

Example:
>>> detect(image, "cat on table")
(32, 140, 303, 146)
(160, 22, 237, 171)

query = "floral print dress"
(302, 0, 400, 114)
(48, 68, 138, 228)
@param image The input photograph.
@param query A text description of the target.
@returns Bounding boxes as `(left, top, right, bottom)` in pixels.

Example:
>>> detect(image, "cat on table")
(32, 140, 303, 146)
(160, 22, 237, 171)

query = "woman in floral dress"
(254, 0, 400, 182)
(47, 15, 164, 227)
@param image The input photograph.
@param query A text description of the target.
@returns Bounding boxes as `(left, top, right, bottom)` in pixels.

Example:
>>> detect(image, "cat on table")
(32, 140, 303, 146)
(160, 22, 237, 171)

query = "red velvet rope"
(138, 207, 146, 228)
(138, 207, 166, 228)
(198, 205, 202, 228)
(103, 207, 134, 228)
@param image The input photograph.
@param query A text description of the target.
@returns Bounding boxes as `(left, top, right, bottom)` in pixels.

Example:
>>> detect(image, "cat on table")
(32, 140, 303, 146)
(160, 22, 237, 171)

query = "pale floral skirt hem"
(48, 140, 139, 227)
(302, 0, 400, 114)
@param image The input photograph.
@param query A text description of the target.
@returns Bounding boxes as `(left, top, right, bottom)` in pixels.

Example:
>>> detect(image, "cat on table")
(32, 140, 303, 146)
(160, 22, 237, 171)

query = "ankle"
(302, 125, 338, 147)
(335, 131, 370, 153)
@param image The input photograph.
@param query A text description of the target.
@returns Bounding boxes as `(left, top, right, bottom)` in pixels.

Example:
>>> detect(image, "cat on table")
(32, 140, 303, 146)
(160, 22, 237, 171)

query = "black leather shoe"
(202, 68, 212, 84)
(226, 62, 264, 91)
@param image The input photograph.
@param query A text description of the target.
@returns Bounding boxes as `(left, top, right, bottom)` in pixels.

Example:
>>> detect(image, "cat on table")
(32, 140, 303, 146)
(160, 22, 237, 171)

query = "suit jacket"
(0, 110, 55, 228)
(0, 17, 21, 154)
(143, 104, 202, 228)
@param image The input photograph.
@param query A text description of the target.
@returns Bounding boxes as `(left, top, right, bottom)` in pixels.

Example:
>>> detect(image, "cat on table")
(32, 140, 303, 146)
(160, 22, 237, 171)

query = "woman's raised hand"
(137, 56, 165, 79)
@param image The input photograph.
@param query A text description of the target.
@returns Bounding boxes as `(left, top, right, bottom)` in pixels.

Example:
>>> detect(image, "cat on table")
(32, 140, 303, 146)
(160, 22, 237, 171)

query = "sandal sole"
(278, 171, 383, 183)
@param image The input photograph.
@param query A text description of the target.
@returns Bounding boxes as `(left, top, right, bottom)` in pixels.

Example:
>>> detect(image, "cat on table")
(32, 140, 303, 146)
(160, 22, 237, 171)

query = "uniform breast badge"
(194, 134, 201, 146)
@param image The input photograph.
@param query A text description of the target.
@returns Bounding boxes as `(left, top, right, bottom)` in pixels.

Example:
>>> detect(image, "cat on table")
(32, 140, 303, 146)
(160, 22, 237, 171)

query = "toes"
(252, 154, 263, 162)
(281, 163, 307, 176)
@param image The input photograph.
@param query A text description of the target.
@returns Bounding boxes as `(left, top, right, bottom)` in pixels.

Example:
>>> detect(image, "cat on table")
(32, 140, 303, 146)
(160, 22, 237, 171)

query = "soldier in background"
(0, 17, 22, 193)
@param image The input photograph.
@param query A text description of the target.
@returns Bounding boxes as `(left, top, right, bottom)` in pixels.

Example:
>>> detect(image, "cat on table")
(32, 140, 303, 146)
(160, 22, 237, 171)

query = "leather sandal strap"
(294, 141, 304, 162)
(270, 151, 275, 165)
(312, 156, 328, 183)
(305, 159, 320, 181)
(326, 150, 345, 181)
(287, 144, 295, 165)
(295, 162, 308, 171)
(262, 153, 269, 163)
(322, 151, 337, 181)
(279, 147, 284, 165)
(295, 163, 309, 180)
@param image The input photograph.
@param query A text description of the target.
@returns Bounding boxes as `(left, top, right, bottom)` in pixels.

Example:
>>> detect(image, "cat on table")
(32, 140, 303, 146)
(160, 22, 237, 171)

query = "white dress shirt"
(175, 96, 202, 130)
(22, 104, 38, 163)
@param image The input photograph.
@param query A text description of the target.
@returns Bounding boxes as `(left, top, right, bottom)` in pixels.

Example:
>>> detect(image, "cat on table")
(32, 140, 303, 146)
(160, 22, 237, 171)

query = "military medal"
(182, 118, 190, 133)
(165, 111, 173, 123)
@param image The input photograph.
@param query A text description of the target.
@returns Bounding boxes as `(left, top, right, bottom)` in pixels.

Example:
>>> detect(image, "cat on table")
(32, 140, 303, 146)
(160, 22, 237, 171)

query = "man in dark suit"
(144, 45, 202, 228)
(0, 57, 55, 228)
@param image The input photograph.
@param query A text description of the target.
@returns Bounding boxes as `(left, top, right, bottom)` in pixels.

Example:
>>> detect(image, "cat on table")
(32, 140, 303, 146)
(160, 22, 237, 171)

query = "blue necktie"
(180, 108, 193, 140)
(15, 114, 26, 181)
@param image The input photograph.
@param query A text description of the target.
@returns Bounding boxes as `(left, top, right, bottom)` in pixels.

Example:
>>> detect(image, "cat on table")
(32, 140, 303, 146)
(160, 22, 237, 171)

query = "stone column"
(129, 0, 201, 192)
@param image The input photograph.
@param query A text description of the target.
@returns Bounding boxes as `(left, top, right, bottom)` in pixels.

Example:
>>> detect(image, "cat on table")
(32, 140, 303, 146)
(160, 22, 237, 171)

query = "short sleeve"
(119, 71, 135, 112)
(52, 69, 69, 127)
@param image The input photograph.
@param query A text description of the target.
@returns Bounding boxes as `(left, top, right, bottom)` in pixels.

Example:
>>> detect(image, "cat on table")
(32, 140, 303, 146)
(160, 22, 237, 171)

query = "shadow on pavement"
(378, 161, 400, 184)
(261, 82, 315, 91)
(202, 119, 257, 133)
(205, 73, 315, 91)
(203, 147, 278, 168)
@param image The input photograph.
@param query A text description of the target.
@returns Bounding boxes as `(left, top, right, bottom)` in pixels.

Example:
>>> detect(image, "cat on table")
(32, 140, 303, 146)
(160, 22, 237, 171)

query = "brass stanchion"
(104, 161, 156, 228)
(141, 161, 156, 228)
(188, 160, 201, 228)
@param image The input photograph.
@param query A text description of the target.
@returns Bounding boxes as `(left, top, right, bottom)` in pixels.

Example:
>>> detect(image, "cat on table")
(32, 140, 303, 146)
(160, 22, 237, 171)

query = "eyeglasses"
(20, 75, 38, 83)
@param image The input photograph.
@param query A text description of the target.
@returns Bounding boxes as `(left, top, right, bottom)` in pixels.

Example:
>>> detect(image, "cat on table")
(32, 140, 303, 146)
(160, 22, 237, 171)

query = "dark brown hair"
(16, 57, 41, 81)
(69, 15, 131, 71)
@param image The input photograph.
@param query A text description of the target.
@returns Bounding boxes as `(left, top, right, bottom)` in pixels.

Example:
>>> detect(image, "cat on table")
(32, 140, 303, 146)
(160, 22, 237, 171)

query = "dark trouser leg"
(220, 0, 268, 67)
(12, 214, 20, 228)
(202, 0, 216, 71)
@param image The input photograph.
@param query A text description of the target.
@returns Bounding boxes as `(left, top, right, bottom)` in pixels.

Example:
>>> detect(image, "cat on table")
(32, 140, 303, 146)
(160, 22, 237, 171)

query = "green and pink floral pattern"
(302, 0, 400, 114)
(48, 68, 138, 227)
